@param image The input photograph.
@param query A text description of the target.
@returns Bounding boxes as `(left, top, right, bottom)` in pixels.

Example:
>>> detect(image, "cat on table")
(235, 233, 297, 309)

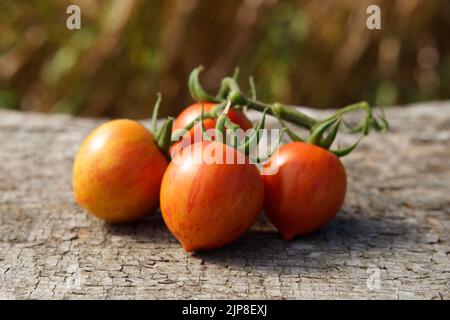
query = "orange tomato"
(73, 119, 168, 222)
(262, 142, 347, 240)
(160, 141, 264, 251)
(170, 102, 253, 156)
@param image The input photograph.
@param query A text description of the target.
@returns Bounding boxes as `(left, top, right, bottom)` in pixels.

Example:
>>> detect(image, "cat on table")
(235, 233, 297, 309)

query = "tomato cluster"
(72, 67, 387, 252)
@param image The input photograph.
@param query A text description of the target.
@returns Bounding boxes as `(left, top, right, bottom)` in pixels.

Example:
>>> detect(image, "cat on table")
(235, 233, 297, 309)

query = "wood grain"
(0, 102, 449, 299)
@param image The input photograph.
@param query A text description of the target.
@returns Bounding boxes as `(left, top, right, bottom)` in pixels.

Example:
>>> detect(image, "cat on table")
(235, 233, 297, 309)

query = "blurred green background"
(1, 0, 449, 118)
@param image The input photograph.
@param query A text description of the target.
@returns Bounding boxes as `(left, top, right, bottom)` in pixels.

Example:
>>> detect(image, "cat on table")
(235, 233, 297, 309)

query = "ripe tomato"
(170, 102, 253, 156)
(73, 119, 168, 222)
(160, 141, 264, 251)
(262, 142, 347, 240)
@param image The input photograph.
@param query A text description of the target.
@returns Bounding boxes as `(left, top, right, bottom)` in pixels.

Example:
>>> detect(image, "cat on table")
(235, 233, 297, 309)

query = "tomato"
(170, 102, 253, 156)
(262, 142, 347, 240)
(160, 141, 264, 251)
(73, 119, 168, 222)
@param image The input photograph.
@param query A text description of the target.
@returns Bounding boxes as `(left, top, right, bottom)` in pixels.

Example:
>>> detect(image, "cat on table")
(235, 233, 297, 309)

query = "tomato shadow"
(103, 211, 177, 245)
(101, 208, 418, 273)
(194, 212, 417, 271)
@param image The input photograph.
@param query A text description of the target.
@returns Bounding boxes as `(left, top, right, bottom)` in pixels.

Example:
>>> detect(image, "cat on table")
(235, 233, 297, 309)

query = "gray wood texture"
(0, 102, 449, 299)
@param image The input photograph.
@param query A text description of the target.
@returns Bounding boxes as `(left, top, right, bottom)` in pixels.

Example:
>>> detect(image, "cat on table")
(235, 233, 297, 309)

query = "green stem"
(221, 77, 317, 130)
(323, 101, 372, 121)
(156, 117, 174, 160)
(184, 66, 389, 158)
(189, 66, 220, 102)
(246, 98, 317, 130)
(150, 93, 162, 134)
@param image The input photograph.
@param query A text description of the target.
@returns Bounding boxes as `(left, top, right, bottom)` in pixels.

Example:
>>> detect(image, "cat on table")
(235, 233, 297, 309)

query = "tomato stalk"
(197, 103, 283, 163)
(150, 93, 174, 160)
(170, 101, 227, 142)
(155, 117, 173, 160)
(191, 67, 318, 130)
(185, 66, 389, 157)
(150, 93, 162, 134)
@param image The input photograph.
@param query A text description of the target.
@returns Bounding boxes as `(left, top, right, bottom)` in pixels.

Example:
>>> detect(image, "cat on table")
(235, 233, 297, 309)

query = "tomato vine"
(154, 65, 389, 159)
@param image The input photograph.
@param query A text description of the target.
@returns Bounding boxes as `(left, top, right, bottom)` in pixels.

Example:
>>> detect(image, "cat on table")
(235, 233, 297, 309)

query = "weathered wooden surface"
(0, 102, 449, 300)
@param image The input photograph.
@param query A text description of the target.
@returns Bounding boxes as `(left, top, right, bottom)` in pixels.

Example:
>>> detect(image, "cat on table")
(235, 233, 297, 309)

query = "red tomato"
(262, 142, 347, 240)
(170, 102, 253, 156)
(160, 141, 264, 251)
(73, 119, 168, 222)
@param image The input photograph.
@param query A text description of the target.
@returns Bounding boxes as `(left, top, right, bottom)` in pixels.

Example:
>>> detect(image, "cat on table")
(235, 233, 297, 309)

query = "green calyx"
(197, 103, 282, 162)
(150, 93, 173, 160)
(237, 108, 268, 155)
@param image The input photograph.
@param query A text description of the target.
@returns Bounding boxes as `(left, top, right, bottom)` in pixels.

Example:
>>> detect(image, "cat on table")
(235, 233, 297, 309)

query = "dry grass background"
(1, 0, 449, 118)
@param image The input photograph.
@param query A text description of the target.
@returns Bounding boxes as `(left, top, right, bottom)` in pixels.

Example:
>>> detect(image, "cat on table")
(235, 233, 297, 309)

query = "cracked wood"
(0, 102, 449, 299)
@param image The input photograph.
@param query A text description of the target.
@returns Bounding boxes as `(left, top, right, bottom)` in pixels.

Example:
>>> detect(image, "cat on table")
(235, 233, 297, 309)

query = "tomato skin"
(170, 102, 253, 156)
(160, 141, 264, 251)
(173, 102, 253, 132)
(72, 119, 168, 222)
(263, 142, 347, 240)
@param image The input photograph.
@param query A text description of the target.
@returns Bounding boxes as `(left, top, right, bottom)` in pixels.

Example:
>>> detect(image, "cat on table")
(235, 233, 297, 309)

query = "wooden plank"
(0, 102, 449, 299)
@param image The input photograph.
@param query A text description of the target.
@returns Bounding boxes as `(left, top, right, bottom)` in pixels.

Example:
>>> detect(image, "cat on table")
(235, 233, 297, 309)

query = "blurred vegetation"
(1, 0, 449, 118)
